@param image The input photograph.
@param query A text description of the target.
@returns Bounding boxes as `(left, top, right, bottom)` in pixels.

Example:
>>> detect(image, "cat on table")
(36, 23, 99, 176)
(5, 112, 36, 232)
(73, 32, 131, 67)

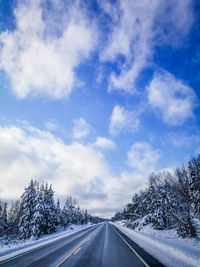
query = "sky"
(0, 0, 200, 218)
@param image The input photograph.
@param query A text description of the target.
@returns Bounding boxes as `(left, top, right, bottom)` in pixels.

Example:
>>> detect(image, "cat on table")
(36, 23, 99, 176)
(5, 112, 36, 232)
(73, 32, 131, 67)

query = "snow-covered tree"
(55, 199, 62, 229)
(31, 184, 45, 238)
(18, 180, 37, 239)
(7, 201, 20, 237)
(40, 183, 56, 234)
(188, 157, 200, 218)
(0, 202, 8, 236)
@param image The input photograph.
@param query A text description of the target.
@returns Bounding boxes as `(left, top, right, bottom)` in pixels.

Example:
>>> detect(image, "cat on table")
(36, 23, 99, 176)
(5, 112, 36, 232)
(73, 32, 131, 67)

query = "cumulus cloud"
(147, 70, 196, 125)
(0, 124, 109, 207)
(102, 142, 161, 215)
(94, 136, 116, 150)
(72, 117, 91, 139)
(0, 0, 97, 98)
(100, 0, 194, 93)
(127, 142, 160, 174)
(0, 123, 162, 217)
(109, 105, 139, 135)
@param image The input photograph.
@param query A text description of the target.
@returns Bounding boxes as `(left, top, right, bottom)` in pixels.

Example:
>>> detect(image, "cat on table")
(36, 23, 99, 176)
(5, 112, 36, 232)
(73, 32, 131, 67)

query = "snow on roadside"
(0, 223, 95, 261)
(111, 221, 200, 267)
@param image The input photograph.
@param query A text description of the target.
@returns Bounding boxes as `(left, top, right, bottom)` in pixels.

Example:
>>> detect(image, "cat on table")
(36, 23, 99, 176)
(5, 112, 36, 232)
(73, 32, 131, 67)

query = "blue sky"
(0, 0, 200, 217)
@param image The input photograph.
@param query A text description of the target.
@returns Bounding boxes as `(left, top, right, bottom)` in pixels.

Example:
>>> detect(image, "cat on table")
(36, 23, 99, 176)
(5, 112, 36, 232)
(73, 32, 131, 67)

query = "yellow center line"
(73, 247, 81, 255)
(56, 225, 101, 267)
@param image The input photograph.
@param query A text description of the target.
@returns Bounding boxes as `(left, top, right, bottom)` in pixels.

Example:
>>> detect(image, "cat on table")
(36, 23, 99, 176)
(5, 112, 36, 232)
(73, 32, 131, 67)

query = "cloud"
(100, 0, 194, 93)
(127, 142, 160, 174)
(102, 142, 161, 214)
(109, 105, 139, 135)
(0, 123, 161, 217)
(45, 120, 60, 131)
(0, 0, 97, 98)
(72, 117, 91, 139)
(0, 124, 109, 208)
(147, 70, 196, 125)
(94, 136, 116, 150)
(45, 119, 66, 136)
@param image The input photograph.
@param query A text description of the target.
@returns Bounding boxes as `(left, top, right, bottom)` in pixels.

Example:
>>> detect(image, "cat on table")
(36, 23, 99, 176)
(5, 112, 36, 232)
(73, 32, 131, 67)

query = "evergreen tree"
(18, 180, 37, 239)
(31, 184, 45, 238)
(0, 201, 3, 236)
(188, 157, 200, 218)
(84, 209, 88, 224)
(7, 201, 20, 237)
(41, 183, 56, 234)
(1, 203, 8, 236)
(55, 199, 62, 229)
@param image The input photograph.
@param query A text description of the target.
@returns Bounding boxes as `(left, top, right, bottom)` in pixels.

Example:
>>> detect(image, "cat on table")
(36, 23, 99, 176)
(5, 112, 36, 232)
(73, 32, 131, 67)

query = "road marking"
(74, 247, 81, 255)
(0, 225, 98, 265)
(56, 225, 101, 267)
(112, 226, 150, 267)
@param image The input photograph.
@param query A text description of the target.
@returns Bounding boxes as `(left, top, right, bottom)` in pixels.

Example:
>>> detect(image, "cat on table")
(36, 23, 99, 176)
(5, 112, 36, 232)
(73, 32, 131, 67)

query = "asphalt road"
(0, 223, 164, 267)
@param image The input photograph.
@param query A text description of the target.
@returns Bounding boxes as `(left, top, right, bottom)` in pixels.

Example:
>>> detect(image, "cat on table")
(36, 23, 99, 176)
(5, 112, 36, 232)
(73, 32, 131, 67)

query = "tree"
(40, 183, 56, 234)
(7, 201, 20, 237)
(0, 203, 8, 236)
(188, 157, 200, 218)
(18, 180, 37, 239)
(55, 199, 62, 229)
(31, 184, 45, 238)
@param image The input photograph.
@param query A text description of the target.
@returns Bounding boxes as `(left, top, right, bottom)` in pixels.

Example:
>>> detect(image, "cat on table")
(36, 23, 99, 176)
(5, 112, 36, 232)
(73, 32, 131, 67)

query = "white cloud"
(127, 142, 160, 174)
(72, 117, 91, 139)
(147, 70, 196, 125)
(94, 136, 116, 150)
(45, 120, 60, 131)
(0, 0, 97, 98)
(100, 0, 194, 93)
(109, 105, 139, 135)
(0, 124, 109, 207)
(45, 119, 66, 136)
(102, 142, 161, 213)
(0, 124, 162, 218)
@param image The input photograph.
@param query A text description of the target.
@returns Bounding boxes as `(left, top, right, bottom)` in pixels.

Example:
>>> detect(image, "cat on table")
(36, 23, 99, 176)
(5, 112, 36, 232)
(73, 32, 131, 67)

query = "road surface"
(0, 223, 164, 267)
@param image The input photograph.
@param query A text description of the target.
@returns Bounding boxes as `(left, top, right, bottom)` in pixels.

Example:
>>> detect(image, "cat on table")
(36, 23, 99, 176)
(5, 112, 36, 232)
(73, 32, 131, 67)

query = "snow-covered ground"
(0, 223, 95, 261)
(111, 221, 200, 267)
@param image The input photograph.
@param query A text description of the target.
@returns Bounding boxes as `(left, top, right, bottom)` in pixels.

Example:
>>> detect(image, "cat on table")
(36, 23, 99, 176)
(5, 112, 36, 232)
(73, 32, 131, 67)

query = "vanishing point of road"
(0, 223, 164, 267)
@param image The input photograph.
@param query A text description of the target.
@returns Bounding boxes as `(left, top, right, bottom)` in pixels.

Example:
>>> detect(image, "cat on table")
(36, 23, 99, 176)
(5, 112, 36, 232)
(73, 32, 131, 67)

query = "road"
(0, 223, 164, 267)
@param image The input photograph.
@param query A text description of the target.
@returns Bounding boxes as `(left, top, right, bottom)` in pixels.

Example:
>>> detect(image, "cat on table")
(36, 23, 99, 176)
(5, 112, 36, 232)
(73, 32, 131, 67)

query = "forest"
(0, 180, 102, 242)
(112, 154, 200, 238)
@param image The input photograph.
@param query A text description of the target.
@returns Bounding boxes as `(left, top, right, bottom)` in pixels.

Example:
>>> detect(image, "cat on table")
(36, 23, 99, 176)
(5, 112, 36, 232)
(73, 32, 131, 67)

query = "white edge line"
(112, 225, 150, 267)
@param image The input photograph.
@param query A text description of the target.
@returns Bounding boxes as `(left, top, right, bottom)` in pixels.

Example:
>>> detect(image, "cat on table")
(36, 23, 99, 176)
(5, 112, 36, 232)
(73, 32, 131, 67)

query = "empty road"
(0, 223, 164, 267)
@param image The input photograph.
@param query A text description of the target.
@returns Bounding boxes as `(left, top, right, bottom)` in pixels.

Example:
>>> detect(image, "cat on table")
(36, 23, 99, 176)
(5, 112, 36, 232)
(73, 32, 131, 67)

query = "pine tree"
(55, 199, 62, 229)
(188, 157, 200, 218)
(7, 201, 20, 237)
(31, 184, 45, 238)
(84, 209, 88, 224)
(41, 183, 56, 234)
(18, 180, 37, 239)
(1, 203, 8, 236)
(152, 186, 165, 230)
(0, 201, 3, 236)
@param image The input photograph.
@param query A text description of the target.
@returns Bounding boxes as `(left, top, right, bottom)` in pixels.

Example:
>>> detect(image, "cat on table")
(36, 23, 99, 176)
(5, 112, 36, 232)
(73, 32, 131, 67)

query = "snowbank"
(0, 223, 95, 261)
(111, 221, 200, 267)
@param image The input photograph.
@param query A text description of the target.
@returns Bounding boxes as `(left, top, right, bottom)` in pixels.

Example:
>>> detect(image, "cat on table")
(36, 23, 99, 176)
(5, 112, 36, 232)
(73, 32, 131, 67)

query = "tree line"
(0, 180, 102, 241)
(112, 154, 200, 238)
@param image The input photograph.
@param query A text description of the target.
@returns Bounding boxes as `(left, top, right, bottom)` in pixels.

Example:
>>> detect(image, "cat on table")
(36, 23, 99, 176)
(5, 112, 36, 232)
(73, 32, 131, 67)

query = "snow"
(0, 223, 95, 262)
(111, 221, 200, 267)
